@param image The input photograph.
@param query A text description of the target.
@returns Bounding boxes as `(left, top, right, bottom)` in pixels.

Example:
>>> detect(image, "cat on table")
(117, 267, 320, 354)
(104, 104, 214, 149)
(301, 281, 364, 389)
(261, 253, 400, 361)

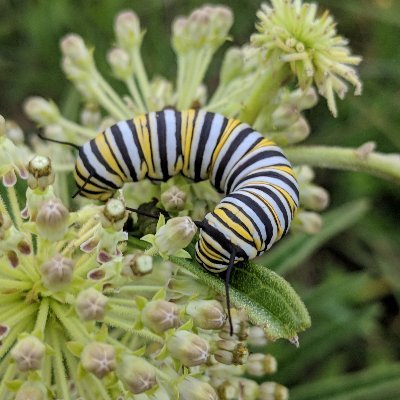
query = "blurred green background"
(1, 0, 399, 398)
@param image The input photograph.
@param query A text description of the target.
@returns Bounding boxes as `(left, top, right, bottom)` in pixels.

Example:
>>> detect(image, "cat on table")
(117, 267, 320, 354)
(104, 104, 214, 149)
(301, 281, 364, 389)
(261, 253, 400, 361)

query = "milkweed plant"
(0, 1, 399, 399)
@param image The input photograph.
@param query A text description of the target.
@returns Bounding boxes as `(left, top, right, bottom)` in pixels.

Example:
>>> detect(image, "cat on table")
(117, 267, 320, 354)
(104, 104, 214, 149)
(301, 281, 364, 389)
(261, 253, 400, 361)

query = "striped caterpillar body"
(74, 110, 299, 273)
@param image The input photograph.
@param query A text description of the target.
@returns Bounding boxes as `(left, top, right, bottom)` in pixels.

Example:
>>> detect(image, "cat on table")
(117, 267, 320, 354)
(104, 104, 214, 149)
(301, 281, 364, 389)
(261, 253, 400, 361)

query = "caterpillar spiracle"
(73, 109, 299, 270)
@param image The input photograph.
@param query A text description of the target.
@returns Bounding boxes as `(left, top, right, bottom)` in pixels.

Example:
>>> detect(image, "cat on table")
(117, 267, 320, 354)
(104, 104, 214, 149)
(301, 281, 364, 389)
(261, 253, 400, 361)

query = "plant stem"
(284, 146, 400, 184)
(125, 76, 146, 113)
(34, 297, 49, 333)
(49, 322, 71, 400)
(131, 47, 150, 110)
(59, 117, 96, 140)
(0, 363, 16, 399)
(7, 185, 22, 228)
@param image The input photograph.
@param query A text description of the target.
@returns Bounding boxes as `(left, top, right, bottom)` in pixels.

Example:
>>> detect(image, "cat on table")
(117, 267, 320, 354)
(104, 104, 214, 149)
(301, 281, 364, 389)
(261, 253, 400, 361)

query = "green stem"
(51, 301, 91, 342)
(0, 363, 16, 399)
(103, 315, 164, 344)
(49, 322, 71, 400)
(7, 186, 22, 228)
(0, 278, 32, 292)
(34, 297, 49, 333)
(239, 62, 289, 125)
(125, 76, 146, 113)
(284, 146, 400, 184)
(59, 117, 96, 140)
(131, 47, 150, 110)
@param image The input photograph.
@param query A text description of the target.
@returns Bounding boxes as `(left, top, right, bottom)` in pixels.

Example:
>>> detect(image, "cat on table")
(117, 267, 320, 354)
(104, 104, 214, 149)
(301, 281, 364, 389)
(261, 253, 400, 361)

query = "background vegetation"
(1, 0, 399, 398)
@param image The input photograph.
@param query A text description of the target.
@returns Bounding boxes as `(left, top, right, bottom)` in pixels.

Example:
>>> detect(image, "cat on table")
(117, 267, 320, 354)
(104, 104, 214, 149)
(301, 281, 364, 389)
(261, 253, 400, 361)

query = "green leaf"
(290, 363, 400, 400)
(259, 199, 370, 275)
(128, 237, 310, 341)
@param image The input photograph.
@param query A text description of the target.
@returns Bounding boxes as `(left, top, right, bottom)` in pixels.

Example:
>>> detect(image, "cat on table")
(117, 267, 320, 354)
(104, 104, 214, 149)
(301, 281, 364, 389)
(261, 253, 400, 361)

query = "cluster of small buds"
(0, 114, 28, 186)
(293, 165, 330, 234)
(251, 0, 362, 117)
(81, 198, 128, 262)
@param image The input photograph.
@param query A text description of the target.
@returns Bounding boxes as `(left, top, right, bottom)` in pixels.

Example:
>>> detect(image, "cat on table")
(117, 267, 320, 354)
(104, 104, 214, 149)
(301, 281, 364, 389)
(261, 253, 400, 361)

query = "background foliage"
(1, 0, 399, 398)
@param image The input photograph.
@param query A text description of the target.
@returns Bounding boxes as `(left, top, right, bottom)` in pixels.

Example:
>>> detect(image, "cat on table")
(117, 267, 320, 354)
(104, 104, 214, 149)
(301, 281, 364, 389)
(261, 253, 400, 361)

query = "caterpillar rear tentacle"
(67, 109, 299, 335)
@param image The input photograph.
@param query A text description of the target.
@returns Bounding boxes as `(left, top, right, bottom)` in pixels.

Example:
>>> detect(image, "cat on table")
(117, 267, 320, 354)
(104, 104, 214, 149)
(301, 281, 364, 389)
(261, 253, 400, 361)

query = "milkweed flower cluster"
(5, 1, 398, 399)
(0, 161, 284, 399)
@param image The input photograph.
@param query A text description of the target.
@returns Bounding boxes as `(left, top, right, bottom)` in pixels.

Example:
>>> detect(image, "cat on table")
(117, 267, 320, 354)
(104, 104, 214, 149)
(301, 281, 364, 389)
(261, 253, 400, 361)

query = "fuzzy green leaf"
(128, 237, 310, 341)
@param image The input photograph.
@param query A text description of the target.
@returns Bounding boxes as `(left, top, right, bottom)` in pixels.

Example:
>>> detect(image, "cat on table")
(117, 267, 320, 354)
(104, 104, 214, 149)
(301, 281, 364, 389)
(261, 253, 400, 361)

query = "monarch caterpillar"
(44, 109, 299, 333)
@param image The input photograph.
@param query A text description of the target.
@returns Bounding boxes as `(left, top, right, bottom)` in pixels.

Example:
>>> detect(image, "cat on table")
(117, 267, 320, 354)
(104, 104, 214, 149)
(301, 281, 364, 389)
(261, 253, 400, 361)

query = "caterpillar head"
(73, 143, 119, 201)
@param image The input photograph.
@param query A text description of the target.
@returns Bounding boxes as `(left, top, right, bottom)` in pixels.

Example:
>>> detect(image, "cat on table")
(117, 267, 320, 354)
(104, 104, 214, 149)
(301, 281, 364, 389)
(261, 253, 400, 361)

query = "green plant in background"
(0, 0, 399, 399)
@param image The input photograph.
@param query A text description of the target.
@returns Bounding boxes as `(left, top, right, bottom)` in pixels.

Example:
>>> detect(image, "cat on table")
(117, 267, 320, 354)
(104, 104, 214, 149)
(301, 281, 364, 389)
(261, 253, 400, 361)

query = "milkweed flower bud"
(15, 382, 47, 400)
(300, 184, 330, 211)
(27, 155, 55, 191)
(41, 254, 74, 291)
(122, 253, 153, 277)
(154, 217, 197, 255)
(280, 116, 310, 144)
(179, 377, 218, 400)
(295, 211, 322, 234)
(114, 10, 142, 49)
(76, 288, 108, 321)
(272, 104, 299, 129)
(11, 336, 46, 372)
(246, 353, 277, 376)
(81, 342, 116, 378)
(161, 185, 187, 212)
(101, 199, 128, 231)
(167, 330, 209, 367)
(141, 300, 180, 333)
(36, 198, 69, 241)
(259, 382, 289, 400)
(219, 308, 248, 341)
(288, 87, 318, 110)
(118, 355, 157, 394)
(215, 340, 249, 365)
(80, 103, 101, 128)
(107, 48, 132, 80)
(248, 326, 268, 347)
(60, 34, 93, 68)
(186, 300, 226, 330)
(23, 97, 61, 126)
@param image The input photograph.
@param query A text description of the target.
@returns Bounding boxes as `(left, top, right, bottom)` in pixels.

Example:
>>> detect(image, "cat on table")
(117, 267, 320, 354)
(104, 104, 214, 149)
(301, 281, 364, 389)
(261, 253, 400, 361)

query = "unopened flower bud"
(288, 87, 318, 110)
(115, 11, 142, 49)
(24, 97, 60, 125)
(186, 300, 226, 330)
(76, 288, 108, 321)
(41, 254, 74, 291)
(81, 342, 116, 378)
(161, 185, 187, 212)
(16, 382, 47, 400)
(220, 308, 248, 341)
(36, 198, 69, 241)
(280, 116, 310, 144)
(300, 184, 330, 211)
(272, 104, 299, 129)
(27, 155, 55, 191)
(167, 330, 209, 367)
(295, 165, 314, 183)
(248, 326, 268, 347)
(0, 211, 12, 237)
(259, 382, 289, 400)
(11, 336, 45, 372)
(179, 377, 218, 400)
(107, 48, 132, 80)
(295, 211, 322, 234)
(215, 340, 249, 365)
(142, 300, 180, 333)
(5, 120, 24, 144)
(122, 253, 153, 277)
(155, 217, 197, 255)
(246, 353, 277, 376)
(118, 355, 157, 394)
(80, 103, 101, 128)
(101, 199, 128, 231)
(60, 34, 92, 68)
